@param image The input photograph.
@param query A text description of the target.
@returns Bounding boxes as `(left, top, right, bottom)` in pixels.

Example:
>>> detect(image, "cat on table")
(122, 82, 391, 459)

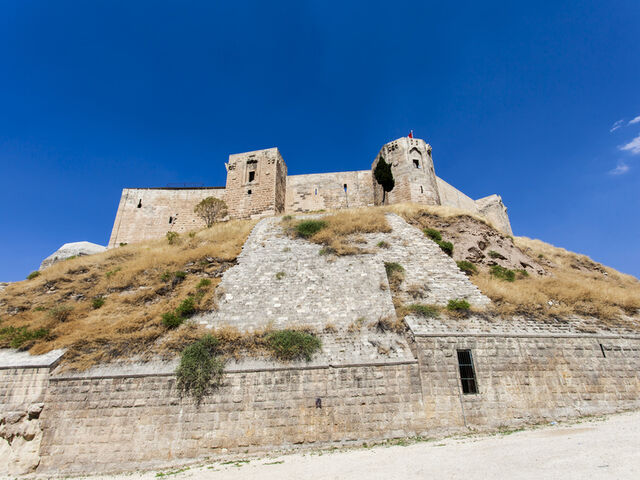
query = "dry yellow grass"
(0, 219, 256, 369)
(285, 208, 391, 255)
(473, 237, 640, 322)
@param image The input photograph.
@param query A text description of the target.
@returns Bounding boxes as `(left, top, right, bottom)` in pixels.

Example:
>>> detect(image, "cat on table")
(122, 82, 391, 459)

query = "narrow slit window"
(137, 199, 142, 208)
(457, 349, 478, 394)
(600, 343, 606, 358)
(314, 188, 318, 195)
(169, 216, 173, 224)
(420, 185, 424, 193)
(343, 183, 347, 192)
(413, 159, 420, 168)
(247, 189, 252, 195)
(248, 171, 255, 182)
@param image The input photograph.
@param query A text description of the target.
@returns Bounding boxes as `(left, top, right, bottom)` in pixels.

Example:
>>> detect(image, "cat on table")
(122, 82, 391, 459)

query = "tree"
(194, 197, 228, 227)
(374, 156, 395, 204)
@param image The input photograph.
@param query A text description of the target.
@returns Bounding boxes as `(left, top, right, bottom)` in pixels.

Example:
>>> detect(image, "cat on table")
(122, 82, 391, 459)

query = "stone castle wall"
(3, 328, 639, 474)
(108, 188, 225, 247)
(285, 171, 373, 212)
(107, 137, 513, 247)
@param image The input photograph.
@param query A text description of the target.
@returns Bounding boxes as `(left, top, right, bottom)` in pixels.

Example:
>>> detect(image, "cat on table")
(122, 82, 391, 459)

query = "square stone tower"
(371, 137, 441, 206)
(225, 147, 287, 218)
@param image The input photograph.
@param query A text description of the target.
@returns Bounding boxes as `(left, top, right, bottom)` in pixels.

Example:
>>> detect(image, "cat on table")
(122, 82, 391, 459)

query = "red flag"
(408, 130, 413, 138)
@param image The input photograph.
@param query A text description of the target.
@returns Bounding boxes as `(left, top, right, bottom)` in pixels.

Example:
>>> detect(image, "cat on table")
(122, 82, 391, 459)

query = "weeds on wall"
(266, 330, 321, 361)
(423, 228, 453, 256)
(447, 299, 471, 312)
(176, 334, 225, 404)
(166, 231, 180, 245)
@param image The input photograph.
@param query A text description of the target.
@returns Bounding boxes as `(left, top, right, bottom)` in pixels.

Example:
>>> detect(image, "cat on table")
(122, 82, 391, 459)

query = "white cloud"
(609, 161, 630, 175)
(610, 119, 624, 132)
(629, 115, 640, 125)
(620, 134, 640, 155)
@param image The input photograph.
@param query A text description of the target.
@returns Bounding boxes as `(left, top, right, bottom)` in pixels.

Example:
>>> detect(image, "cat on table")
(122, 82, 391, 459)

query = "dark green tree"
(374, 156, 395, 204)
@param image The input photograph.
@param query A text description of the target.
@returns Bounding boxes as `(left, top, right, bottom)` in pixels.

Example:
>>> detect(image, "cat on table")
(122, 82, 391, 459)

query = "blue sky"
(1, 1, 639, 281)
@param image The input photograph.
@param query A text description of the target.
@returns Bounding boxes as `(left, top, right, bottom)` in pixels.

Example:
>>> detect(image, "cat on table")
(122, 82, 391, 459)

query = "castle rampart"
(108, 136, 513, 247)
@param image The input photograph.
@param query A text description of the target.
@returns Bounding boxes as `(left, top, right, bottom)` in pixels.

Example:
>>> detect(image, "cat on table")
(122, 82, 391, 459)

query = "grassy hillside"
(1, 204, 639, 369)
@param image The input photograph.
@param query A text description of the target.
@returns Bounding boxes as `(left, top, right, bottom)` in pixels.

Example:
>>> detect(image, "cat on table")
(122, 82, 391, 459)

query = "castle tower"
(224, 147, 287, 219)
(371, 137, 440, 206)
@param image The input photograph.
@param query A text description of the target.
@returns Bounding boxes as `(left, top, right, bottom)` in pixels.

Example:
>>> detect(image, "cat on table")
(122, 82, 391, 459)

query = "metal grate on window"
(457, 349, 478, 394)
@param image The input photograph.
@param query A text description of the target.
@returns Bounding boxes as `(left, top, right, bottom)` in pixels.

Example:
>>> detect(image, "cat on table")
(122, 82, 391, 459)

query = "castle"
(108, 136, 512, 247)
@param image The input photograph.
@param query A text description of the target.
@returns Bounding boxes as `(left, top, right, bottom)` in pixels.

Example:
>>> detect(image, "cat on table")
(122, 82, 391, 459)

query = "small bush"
(162, 312, 183, 329)
(516, 269, 529, 278)
(33, 306, 47, 312)
(166, 231, 179, 245)
(384, 262, 404, 276)
(457, 261, 477, 275)
(188, 231, 196, 239)
(437, 240, 454, 256)
(196, 278, 212, 289)
(318, 247, 335, 256)
(295, 220, 327, 238)
(174, 271, 187, 280)
(488, 250, 506, 260)
(282, 215, 293, 221)
(27, 271, 40, 280)
(92, 297, 105, 309)
(423, 228, 442, 242)
(266, 330, 321, 362)
(48, 305, 74, 322)
(176, 335, 224, 403)
(0, 326, 49, 349)
(377, 241, 390, 249)
(407, 304, 440, 318)
(490, 265, 516, 282)
(175, 297, 196, 318)
(275, 271, 286, 280)
(119, 242, 128, 247)
(447, 299, 471, 311)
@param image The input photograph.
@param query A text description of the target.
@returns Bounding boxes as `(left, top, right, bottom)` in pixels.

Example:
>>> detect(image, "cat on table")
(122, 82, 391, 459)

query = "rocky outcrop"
(404, 211, 545, 275)
(39, 241, 106, 270)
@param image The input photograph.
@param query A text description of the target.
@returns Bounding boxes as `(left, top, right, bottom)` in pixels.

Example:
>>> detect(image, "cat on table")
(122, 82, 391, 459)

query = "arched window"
(137, 199, 142, 208)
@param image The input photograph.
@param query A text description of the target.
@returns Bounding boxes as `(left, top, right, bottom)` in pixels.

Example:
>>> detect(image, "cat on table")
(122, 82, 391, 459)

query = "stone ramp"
(196, 213, 489, 363)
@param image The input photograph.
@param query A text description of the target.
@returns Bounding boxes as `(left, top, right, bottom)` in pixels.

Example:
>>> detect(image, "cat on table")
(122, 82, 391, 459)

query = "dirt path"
(87, 411, 640, 480)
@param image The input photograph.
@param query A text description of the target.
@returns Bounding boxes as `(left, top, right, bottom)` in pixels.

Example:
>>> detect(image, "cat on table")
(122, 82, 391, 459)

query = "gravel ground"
(85, 410, 640, 480)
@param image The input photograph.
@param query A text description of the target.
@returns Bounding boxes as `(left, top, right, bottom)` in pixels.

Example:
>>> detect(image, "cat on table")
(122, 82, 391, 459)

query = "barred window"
(457, 349, 478, 394)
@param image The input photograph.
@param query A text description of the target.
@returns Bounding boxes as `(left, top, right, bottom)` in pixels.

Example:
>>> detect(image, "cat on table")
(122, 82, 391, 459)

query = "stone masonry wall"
(108, 188, 226, 247)
(285, 171, 374, 212)
(37, 363, 426, 474)
(436, 177, 480, 213)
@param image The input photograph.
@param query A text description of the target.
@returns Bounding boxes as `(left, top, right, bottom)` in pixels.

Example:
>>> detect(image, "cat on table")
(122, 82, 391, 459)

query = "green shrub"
(161, 271, 172, 282)
(175, 297, 196, 318)
(33, 306, 47, 312)
(516, 269, 529, 278)
(196, 278, 212, 289)
(174, 271, 187, 280)
(176, 335, 224, 403)
(407, 304, 440, 318)
(437, 240, 454, 256)
(166, 231, 179, 245)
(377, 241, 390, 249)
(266, 330, 321, 362)
(48, 305, 74, 322)
(295, 220, 327, 238)
(188, 231, 196, 239)
(318, 247, 335, 256)
(162, 312, 183, 329)
(490, 265, 516, 282)
(0, 326, 49, 349)
(423, 228, 442, 242)
(282, 215, 293, 221)
(119, 242, 128, 247)
(27, 271, 40, 280)
(275, 271, 286, 280)
(488, 250, 506, 259)
(384, 262, 404, 276)
(447, 299, 471, 311)
(456, 261, 477, 275)
(92, 297, 105, 309)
